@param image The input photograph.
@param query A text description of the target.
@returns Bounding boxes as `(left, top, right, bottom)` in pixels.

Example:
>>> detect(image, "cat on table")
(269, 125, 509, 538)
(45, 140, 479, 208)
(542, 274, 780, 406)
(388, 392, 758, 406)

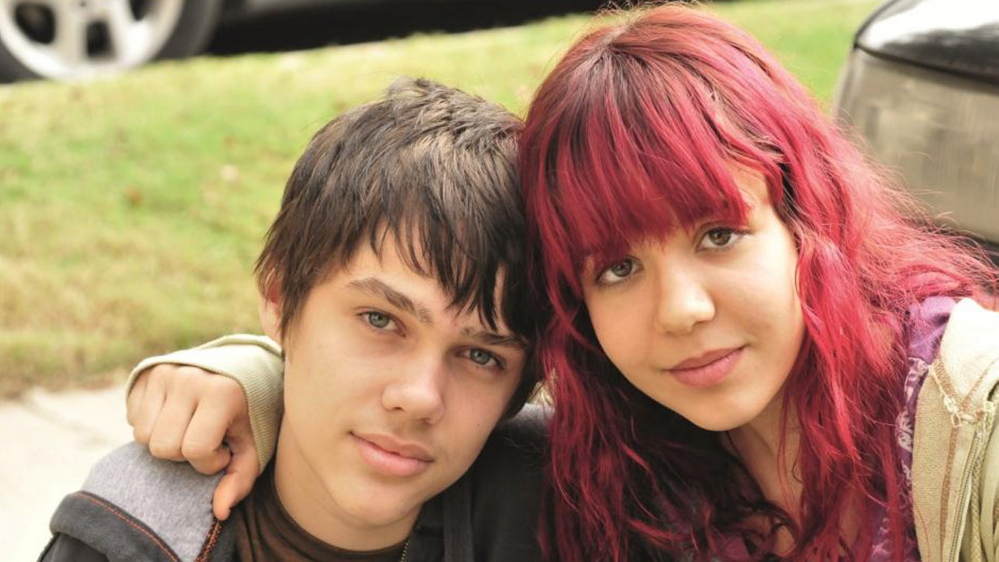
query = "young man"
(41, 78, 546, 562)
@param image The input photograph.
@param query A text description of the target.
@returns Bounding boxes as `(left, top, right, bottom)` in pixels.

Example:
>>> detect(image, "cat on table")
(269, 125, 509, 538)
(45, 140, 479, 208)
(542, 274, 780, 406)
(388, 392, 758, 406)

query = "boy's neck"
(272, 426, 419, 552)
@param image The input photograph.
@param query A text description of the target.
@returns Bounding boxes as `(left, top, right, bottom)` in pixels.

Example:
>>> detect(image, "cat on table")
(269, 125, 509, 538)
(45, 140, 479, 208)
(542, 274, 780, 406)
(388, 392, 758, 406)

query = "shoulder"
(39, 534, 109, 562)
(913, 299, 999, 442)
(910, 299, 999, 562)
(473, 403, 549, 488)
(486, 403, 549, 451)
(930, 298, 999, 410)
(47, 442, 235, 562)
(466, 403, 549, 562)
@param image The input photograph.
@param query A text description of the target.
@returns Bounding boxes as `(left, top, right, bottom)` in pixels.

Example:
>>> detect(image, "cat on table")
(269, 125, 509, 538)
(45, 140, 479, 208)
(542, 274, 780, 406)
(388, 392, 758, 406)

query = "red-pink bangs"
(527, 46, 781, 298)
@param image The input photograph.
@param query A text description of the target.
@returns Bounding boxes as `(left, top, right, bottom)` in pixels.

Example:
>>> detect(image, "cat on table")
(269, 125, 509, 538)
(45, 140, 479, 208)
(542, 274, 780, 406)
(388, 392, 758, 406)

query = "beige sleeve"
(126, 334, 285, 472)
(982, 393, 999, 562)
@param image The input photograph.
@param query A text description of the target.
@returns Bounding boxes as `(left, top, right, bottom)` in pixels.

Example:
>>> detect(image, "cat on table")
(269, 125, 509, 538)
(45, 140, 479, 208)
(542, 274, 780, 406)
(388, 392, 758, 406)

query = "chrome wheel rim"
(0, 0, 184, 80)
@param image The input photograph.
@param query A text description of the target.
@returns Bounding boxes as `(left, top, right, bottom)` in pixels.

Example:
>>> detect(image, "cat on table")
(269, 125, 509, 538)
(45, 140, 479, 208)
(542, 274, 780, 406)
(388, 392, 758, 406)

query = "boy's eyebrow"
(462, 328, 530, 352)
(347, 278, 434, 324)
(348, 277, 527, 350)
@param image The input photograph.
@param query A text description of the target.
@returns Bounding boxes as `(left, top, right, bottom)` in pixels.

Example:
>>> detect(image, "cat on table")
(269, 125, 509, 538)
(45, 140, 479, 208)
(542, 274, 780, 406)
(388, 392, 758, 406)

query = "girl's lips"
(352, 434, 432, 478)
(665, 347, 744, 388)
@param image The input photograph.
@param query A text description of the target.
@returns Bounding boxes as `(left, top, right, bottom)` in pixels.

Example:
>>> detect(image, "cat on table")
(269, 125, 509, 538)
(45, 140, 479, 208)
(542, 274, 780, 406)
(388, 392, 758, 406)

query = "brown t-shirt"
(230, 465, 408, 562)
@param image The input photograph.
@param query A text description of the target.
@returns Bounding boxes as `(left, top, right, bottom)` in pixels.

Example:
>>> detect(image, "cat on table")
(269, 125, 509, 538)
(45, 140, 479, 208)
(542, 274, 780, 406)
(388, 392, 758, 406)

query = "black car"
(0, 0, 601, 83)
(0, 0, 343, 82)
(1, 0, 562, 83)
(834, 0, 999, 252)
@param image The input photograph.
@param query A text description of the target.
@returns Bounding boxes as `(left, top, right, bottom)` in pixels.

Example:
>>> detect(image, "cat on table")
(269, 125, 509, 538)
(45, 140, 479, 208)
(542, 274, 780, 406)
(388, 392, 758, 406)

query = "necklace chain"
(399, 537, 410, 562)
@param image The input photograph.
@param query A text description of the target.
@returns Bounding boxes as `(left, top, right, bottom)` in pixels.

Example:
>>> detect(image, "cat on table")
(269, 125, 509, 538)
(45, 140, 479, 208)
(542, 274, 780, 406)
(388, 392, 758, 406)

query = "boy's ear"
(258, 282, 283, 344)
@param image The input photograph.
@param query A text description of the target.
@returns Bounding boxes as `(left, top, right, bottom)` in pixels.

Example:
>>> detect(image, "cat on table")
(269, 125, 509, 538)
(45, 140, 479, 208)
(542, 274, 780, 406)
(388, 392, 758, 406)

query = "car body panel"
(855, 0, 999, 83)
(837, 52, 999, 243)
(836, 0, 999, 249)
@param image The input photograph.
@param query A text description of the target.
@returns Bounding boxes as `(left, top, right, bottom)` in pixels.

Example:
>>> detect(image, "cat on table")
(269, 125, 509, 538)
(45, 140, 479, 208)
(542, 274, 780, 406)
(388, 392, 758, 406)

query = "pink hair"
(521, 5, 996, 561)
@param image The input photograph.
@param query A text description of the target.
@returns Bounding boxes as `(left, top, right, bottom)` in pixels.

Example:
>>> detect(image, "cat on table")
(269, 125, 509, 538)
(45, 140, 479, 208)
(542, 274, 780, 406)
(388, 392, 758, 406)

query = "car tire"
(0, 0, 224, 83)
(153, 0, 224, 61)
(569, 0, 612, 13)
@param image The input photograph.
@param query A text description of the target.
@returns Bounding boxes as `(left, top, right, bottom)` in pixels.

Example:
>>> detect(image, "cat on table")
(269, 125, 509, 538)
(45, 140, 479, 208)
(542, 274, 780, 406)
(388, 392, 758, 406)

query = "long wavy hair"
(520, 5, 996, 561)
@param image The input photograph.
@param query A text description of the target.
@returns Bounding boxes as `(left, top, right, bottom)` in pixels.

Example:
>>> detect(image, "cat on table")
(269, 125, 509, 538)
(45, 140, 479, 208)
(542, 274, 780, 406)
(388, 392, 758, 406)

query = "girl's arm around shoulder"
(126, 334, 285, 474)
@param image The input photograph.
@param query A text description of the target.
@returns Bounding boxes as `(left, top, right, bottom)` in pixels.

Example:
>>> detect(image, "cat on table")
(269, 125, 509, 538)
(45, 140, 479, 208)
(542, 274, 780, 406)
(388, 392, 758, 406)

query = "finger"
(183, 376, 249, 473)
(212, 417, 259, 520)
(147, 393, 198, 462)
(130, 368, 168, 444)
(186, 444, 231, 476)
(212, 447, 259, 521)
(183, 400, 236, 475)
(125, 371, 149, 427)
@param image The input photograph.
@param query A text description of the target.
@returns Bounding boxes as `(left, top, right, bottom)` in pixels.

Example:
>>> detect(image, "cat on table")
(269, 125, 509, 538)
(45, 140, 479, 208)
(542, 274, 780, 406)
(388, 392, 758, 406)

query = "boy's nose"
(381, 357, 447, 424)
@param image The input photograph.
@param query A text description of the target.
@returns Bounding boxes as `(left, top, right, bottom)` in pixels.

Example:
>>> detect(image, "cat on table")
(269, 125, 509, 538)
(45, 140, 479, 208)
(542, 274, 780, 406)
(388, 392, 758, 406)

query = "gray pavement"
(0, 384, 131, 562)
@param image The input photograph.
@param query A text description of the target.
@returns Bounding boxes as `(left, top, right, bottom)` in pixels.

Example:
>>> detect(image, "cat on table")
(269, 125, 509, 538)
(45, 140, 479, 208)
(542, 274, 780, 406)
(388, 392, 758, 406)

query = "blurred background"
(0, 0, 879, 399)
(0, 0, 610, 83)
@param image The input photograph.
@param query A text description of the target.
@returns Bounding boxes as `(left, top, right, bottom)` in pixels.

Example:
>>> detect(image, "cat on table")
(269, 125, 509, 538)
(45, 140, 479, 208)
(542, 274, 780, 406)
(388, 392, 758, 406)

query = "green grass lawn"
(0, 0, 879, 396)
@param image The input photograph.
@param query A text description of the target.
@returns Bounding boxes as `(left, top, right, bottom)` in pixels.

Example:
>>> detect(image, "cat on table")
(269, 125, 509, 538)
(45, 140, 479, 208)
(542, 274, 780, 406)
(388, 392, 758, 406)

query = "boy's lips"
(352, 433, 434, 478)
(355, 433, 434, 461)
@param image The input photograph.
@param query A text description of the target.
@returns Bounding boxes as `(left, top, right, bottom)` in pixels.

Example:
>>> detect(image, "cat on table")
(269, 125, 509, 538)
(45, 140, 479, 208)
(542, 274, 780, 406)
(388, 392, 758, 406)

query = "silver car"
(835, 0, 999, 252)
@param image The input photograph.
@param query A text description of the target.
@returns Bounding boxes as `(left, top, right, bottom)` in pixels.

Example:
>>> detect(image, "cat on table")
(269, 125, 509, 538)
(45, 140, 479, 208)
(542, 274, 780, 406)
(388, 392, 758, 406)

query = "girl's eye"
(699, 227, 744, 251)
(597, 258, 637, 285)
(466, 348, 502, 369)
(363, 311, 395, 330)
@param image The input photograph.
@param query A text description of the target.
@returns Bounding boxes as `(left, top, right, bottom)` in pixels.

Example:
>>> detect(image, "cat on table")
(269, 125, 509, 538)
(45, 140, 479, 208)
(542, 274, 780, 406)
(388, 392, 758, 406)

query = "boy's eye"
(363, 311, 393, 329)
(466, 348, 500, 368)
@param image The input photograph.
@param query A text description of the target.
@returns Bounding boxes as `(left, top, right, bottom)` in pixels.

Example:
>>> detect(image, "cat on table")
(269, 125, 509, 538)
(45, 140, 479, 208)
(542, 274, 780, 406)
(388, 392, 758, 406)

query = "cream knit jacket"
(912, 299, 999, 562)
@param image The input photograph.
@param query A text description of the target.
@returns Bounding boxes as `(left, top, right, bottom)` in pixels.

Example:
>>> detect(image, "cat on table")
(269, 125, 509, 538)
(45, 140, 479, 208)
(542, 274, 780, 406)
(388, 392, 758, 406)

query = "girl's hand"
(126, 364, 258, 520)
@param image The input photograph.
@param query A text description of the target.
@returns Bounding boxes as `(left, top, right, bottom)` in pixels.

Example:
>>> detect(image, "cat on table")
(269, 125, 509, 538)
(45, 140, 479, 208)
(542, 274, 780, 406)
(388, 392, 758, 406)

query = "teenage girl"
(521, 5, 999, 561)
